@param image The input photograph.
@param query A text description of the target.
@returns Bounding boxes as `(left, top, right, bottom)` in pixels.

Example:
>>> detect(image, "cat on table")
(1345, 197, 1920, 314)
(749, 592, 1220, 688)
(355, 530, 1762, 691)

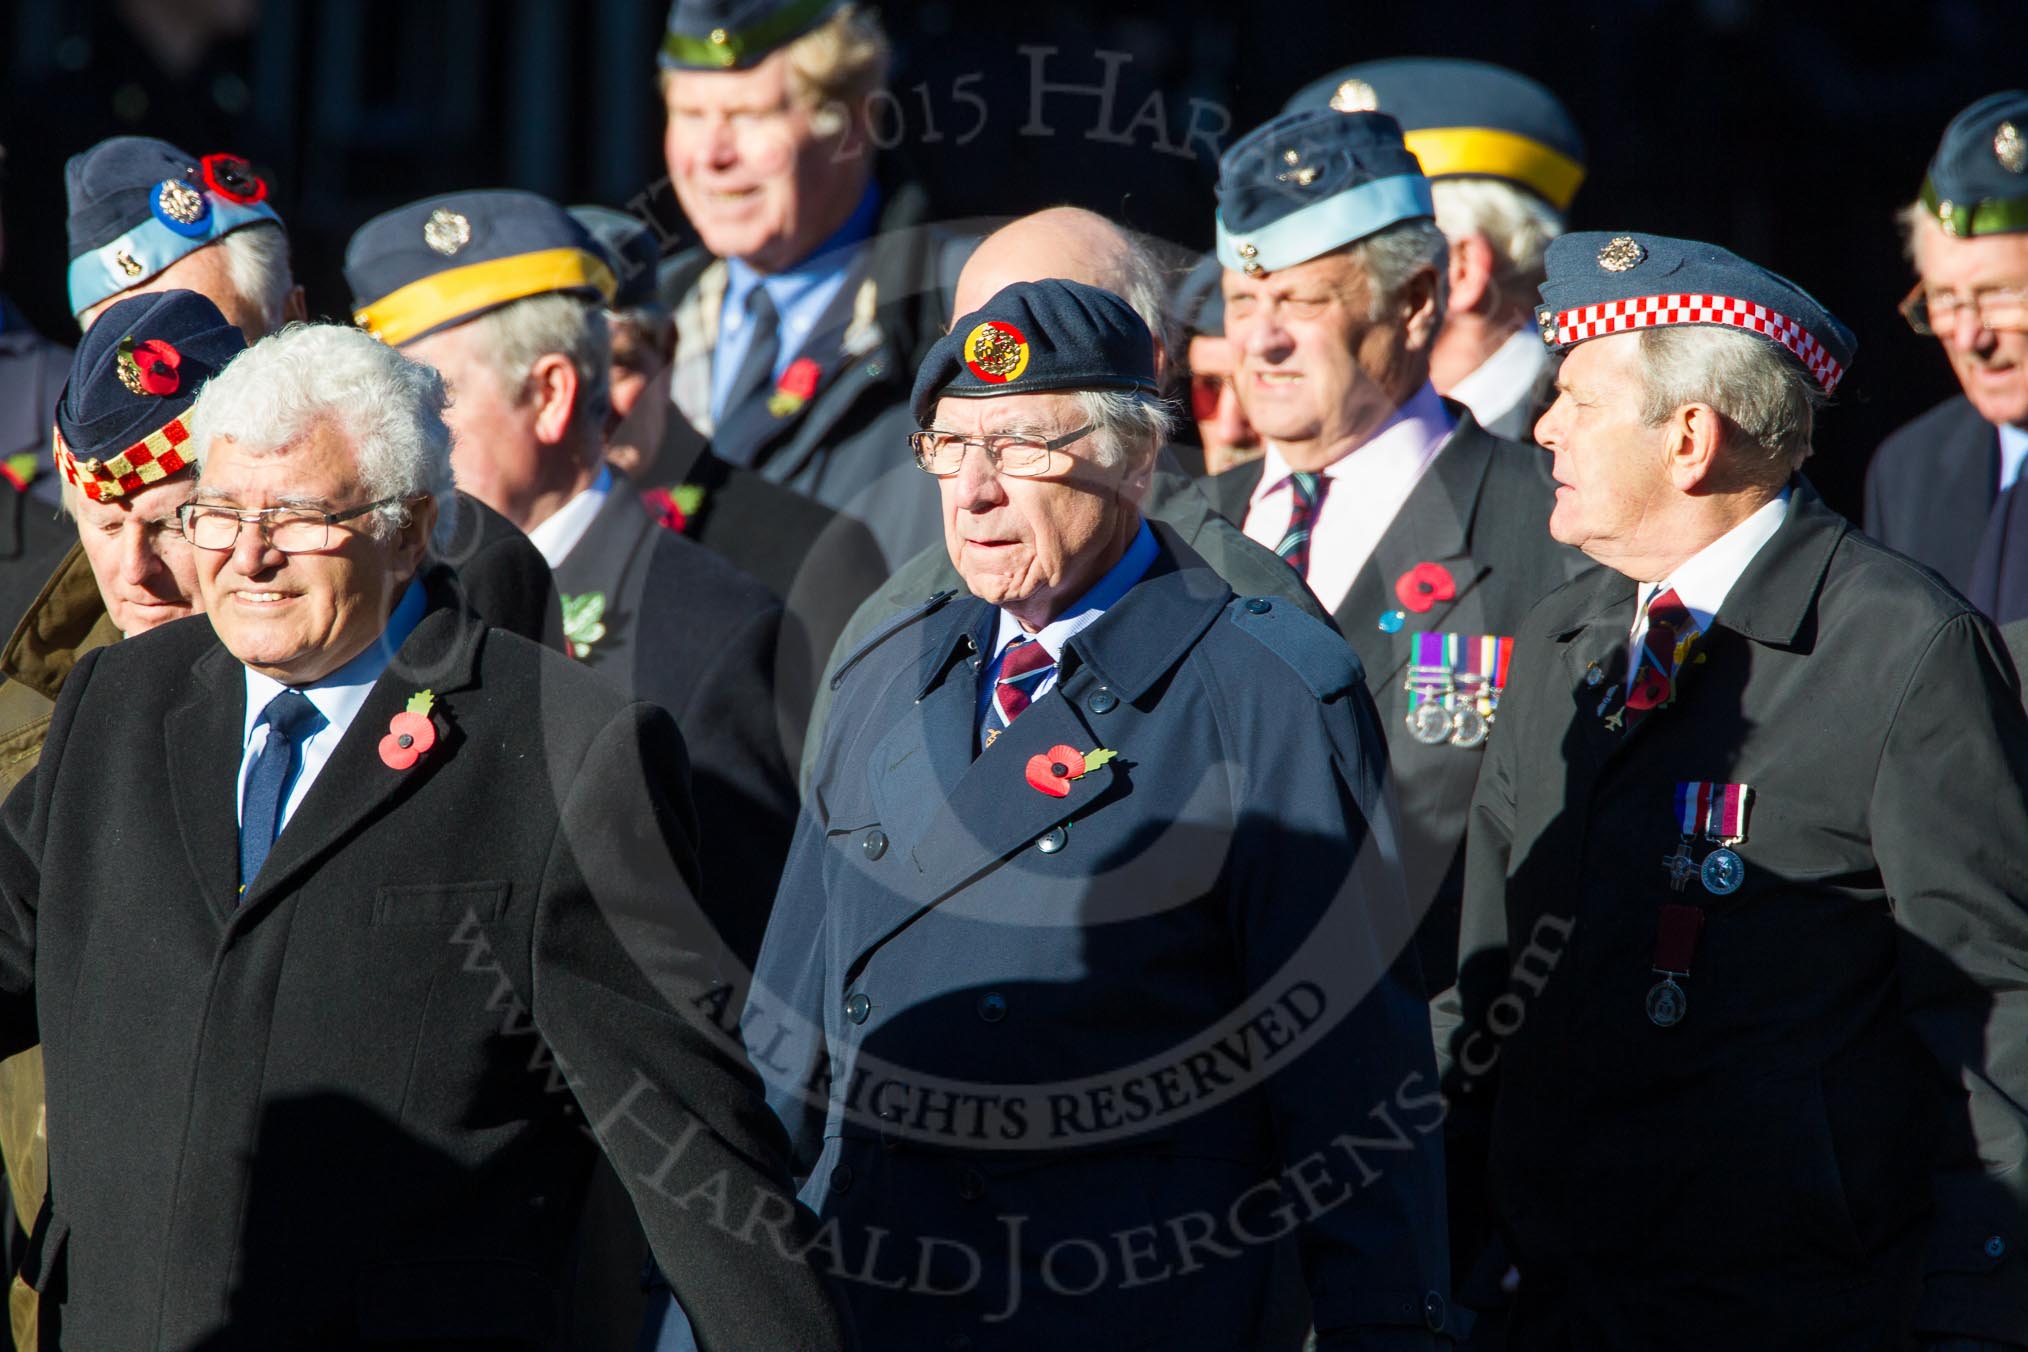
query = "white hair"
(1635, 325, 1823, 477)
(466, 293, 611, 436)
(187, 322, 459, 550)
(1344, 217, 1451, 325)
(1073, 388, 1174, 471)
(1430, 178, 1564, 312)
(219, 222, 296, 337)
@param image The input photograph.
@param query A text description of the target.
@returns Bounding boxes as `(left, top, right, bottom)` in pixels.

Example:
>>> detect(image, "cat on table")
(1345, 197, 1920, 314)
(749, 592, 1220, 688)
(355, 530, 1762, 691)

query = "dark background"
(2, 0, 2020, 517)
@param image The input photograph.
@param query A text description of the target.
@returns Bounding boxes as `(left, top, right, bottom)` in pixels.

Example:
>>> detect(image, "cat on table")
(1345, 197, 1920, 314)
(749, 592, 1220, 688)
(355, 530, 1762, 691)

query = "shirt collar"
(1999, 423, 2028, 493)
(1637, 490, 1792, 638)
(992, 518, 1159, 662)
(524, 466, 613, 567)
(242, 577, 429, 747)
(1249, 380, 1455, 505)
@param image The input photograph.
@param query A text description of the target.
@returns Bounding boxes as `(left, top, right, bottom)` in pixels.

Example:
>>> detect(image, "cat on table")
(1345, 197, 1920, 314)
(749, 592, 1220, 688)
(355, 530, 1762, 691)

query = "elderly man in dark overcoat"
(1446, 231, 2028, 1349)
(0, 322, 847, 1349)
(721, 279, 1454, 1350)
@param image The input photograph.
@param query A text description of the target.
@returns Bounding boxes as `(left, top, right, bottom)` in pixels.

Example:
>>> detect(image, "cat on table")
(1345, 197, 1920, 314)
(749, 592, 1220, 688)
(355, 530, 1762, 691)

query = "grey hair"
(218, 222, 296, 337)
(1073, 388, 1175, 472)
(466, 293, 611, 436)
(1344, 217, 1451, 326)
(186, 322, 460, 550)
(1430, 178, 1563, 314)
(1111, 227, 1182, 382)
(1634, 325, 1822, 476)
(1895, 200, 1933, 264)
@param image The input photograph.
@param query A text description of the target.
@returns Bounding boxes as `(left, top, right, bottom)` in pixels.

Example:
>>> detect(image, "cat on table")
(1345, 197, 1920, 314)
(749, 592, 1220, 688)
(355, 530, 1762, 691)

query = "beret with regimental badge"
(65, 136, 282, 317)
(1282, 57, 1586, 213)
(1536, 231, 1856, 394)
(53, 289, 246, 504)
(568, 205, 665, 310)
(658, 0, 842, 70)
(345, 190, 618, 347)
(911, 279, 1158, 425)
(1920, 90, 2028, 238)
(1214, 108, 1433, 277)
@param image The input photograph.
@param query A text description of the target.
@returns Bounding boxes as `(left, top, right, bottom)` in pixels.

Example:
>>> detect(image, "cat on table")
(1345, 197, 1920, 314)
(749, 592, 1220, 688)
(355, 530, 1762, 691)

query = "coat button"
(845, 992, 872, 1024)
(1245, 597, 1272, 614)
(1423, 1291, 1447, 1331)
(977, 992, 1007, 1023)
(861, 829, 888, 861)
(830, 1163, 854, 1194)
(957, 1167, 986, 1201)
(1987, 1234, 2008, 1260)
(1036, 825, 1068, 854)
(1087, 688, 1118, 715)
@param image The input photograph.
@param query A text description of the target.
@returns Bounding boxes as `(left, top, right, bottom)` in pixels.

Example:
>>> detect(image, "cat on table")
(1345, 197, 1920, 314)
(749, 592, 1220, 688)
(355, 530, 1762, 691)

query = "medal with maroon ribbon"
(1698, 782, 1752, 896)
(1646, 903, 1703, 1027)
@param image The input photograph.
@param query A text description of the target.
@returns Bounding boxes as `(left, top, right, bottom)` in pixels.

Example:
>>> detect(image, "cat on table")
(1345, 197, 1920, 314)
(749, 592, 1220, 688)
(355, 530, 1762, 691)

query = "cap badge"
(963, 320, 1031, 384)
(114, 249, 145, 279)
(1276, 149, 1320, 188)
(1937, 199, 1964, 237)
(1329, 79, 1379, 114)
(1997, 121, 2027, 175)
(423, 208, 472, 256)
(1597, 236, 1648, 273)
(151, 178, 211, 237)
(115, 335, 183, 398)
(1536, 308, 1560, 344)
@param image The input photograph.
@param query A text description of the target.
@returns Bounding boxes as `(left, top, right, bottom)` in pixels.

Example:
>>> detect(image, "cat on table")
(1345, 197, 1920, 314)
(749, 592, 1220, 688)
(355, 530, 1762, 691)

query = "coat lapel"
(164, 643, 251, 924)
(864, 602, 994, 856)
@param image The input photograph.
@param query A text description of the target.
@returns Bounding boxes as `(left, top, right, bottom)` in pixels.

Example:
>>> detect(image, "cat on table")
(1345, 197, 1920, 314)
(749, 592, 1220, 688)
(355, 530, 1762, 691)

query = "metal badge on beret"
(962, 320, 1030, 383)
(1998, 121, 2028, 175)
(423, 208, 472, 256)
(115, 248, 144, 278)
(1330, 79, 1379, 113)
(1596, 235, 1647, 272)
(1278, 149, 1320, 187)
(153, 178, 210, 237)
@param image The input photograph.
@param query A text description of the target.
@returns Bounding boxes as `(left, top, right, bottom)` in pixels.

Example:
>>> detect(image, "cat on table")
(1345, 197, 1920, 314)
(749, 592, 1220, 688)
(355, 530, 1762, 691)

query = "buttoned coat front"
(748, 528, 1454, 1351)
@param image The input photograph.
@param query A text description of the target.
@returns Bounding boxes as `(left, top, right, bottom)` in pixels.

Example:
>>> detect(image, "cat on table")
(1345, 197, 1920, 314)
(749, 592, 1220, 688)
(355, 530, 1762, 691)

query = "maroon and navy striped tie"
(994, 637, 1056, 727)
(1275, 472, 1328, 579)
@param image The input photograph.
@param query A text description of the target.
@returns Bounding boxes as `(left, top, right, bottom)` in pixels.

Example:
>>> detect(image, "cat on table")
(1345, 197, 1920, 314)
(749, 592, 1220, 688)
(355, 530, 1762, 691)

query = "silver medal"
(1448, 705, 1489, 748)
(1645, 976, 1687, 1028)
(1408, 701, 1453, 745)
(1700, 847, 1744, 896)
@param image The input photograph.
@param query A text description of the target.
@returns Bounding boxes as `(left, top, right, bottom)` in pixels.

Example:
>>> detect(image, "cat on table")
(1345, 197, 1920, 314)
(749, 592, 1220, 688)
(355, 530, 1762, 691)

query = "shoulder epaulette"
(1226, 596, 1364, 700)
(828, 590, 960, 692)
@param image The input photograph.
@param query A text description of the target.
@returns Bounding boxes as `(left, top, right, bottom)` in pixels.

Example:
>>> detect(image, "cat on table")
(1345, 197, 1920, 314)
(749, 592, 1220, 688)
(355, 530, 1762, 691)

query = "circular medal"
(1449, 705, 1489, 748)
(1408, 702, 1452, 745)
(1645, 977, 1687, 1028)
(1700, 847, 1744, 896)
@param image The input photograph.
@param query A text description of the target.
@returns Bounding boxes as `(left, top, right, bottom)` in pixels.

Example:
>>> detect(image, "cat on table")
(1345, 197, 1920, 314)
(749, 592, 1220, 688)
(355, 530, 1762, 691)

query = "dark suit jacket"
(1970, 473, 2028, 625)
(1445, 480, 2028, 1347)
(0, 584, 847, 1350)
(1865, 394, 1998, 597)
(1204, 411, 1585, 991)
(437, 492, 564, 649)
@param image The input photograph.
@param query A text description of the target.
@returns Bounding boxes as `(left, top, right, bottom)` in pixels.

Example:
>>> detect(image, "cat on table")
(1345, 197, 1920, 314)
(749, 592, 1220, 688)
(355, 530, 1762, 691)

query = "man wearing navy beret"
(727, 277, 1454, 1350)
(1445, 231, 2028, 1348)
(1868, 93, 2028, 609)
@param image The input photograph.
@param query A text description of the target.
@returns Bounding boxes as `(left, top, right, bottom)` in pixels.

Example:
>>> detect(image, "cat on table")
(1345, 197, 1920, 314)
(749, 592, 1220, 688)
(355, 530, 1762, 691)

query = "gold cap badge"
(962, 321, 1031, 384)
(423, 208, 472, 256)
(1997, 121, 2027, 175)
(1597, 236, 1647, 273)
(156, 179, 206, 226)
(1330, 79, 1379, 114)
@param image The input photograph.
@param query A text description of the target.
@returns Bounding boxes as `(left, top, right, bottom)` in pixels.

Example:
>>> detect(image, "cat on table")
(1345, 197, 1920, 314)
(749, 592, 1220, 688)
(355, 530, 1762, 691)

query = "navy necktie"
(719, 286, 781, 425)
(239, 690, 326, 893)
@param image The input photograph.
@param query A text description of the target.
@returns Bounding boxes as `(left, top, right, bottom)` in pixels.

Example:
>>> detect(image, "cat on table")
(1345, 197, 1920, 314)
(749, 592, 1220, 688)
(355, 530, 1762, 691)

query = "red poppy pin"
(379, 689, 440, 770)
(116, 335, 182, 397)
(200, 153, 268, 205)
(1026, 744, 1118, 798)
(1624, 667, 1672, 711)
(767, 357, 823, 417)
(1394, 562, 1456, 614)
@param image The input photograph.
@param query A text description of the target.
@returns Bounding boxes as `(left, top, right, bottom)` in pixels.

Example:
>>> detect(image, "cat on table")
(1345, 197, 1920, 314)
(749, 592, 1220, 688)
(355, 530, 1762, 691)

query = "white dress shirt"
(236, 578, 428, 831)
(1447, 328, 1550, 442)
(1629, 490, 1791, 660)
(2000, 424, 2028, 495)
(524, 466, 612, 568)
(1243, 382, 1456, 614)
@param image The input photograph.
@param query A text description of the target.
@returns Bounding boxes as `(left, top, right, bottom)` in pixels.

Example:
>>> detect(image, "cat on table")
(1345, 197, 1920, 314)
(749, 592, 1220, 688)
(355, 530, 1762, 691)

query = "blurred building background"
(2, 0, 2020, 516)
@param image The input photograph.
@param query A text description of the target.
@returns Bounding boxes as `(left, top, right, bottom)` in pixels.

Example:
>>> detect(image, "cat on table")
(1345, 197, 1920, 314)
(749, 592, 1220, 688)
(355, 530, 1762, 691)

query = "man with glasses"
(1868, 92, 2028, 609)
(721, 278, 1453, 1351)
(0, 320, 849, 1349)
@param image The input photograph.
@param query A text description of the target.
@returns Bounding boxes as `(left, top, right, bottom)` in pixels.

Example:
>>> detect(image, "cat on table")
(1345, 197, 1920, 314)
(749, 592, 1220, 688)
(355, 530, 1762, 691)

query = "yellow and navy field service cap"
(658, 0, 842, 70)
(911, 279, 1159, 425)
(1920, 91, 2028, 238)
(1214, 108, 1434, 278)
(345, 190, 618, 348)
(1536, 232, 1856, 395)
(65, 136, 283, 317)
(1283, 58, 1586, 213)
(53, 289, 246, 504)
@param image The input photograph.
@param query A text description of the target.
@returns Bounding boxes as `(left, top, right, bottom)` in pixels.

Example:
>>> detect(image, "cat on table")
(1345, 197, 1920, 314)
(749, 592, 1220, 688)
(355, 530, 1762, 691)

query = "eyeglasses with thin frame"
(1898, 282, 2028, 337)
(178, 496, 416, 554)
(909, 425, 1094, 478)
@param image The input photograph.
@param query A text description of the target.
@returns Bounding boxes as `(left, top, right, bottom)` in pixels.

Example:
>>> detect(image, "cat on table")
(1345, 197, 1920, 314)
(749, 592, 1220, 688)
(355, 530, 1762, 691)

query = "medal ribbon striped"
(1674, 781, 1714, 836)
(1704, 782, 1753, 843)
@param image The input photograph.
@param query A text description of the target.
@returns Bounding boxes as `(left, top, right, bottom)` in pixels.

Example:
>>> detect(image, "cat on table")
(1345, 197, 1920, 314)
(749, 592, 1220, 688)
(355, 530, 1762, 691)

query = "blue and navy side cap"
(658, 0, 842, 70)
(910, 279, 1158, 425)
(345, 190, 618, 348)
(1537, 232, 1855, 394)
(53, 289, 246, 503)
(1214, 109, 1433, 277)
(1920, 91, 2028, 238)
(1283, 58, 1586, 212)
(64, 137, 283, 317)
(568, 205, 664, 310)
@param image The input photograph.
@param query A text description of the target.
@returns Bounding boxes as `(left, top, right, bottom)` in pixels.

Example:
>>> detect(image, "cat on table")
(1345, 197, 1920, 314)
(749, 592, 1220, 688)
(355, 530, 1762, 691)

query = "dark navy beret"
(1282, 58, 1586, 212)
(64, 136, 283, 316)
(911, 279, 1158, 425)
(1536, 232, 1855, 394)
(1215, 109, 1433, 277)
(658, 0, 842, 70)
(1173, 253, 1226, 339)
(1920, 91, 2028, 238)
(346, 190, 618, 347)
(568, 205, 664, 310)
(53, 290, 246, 503)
